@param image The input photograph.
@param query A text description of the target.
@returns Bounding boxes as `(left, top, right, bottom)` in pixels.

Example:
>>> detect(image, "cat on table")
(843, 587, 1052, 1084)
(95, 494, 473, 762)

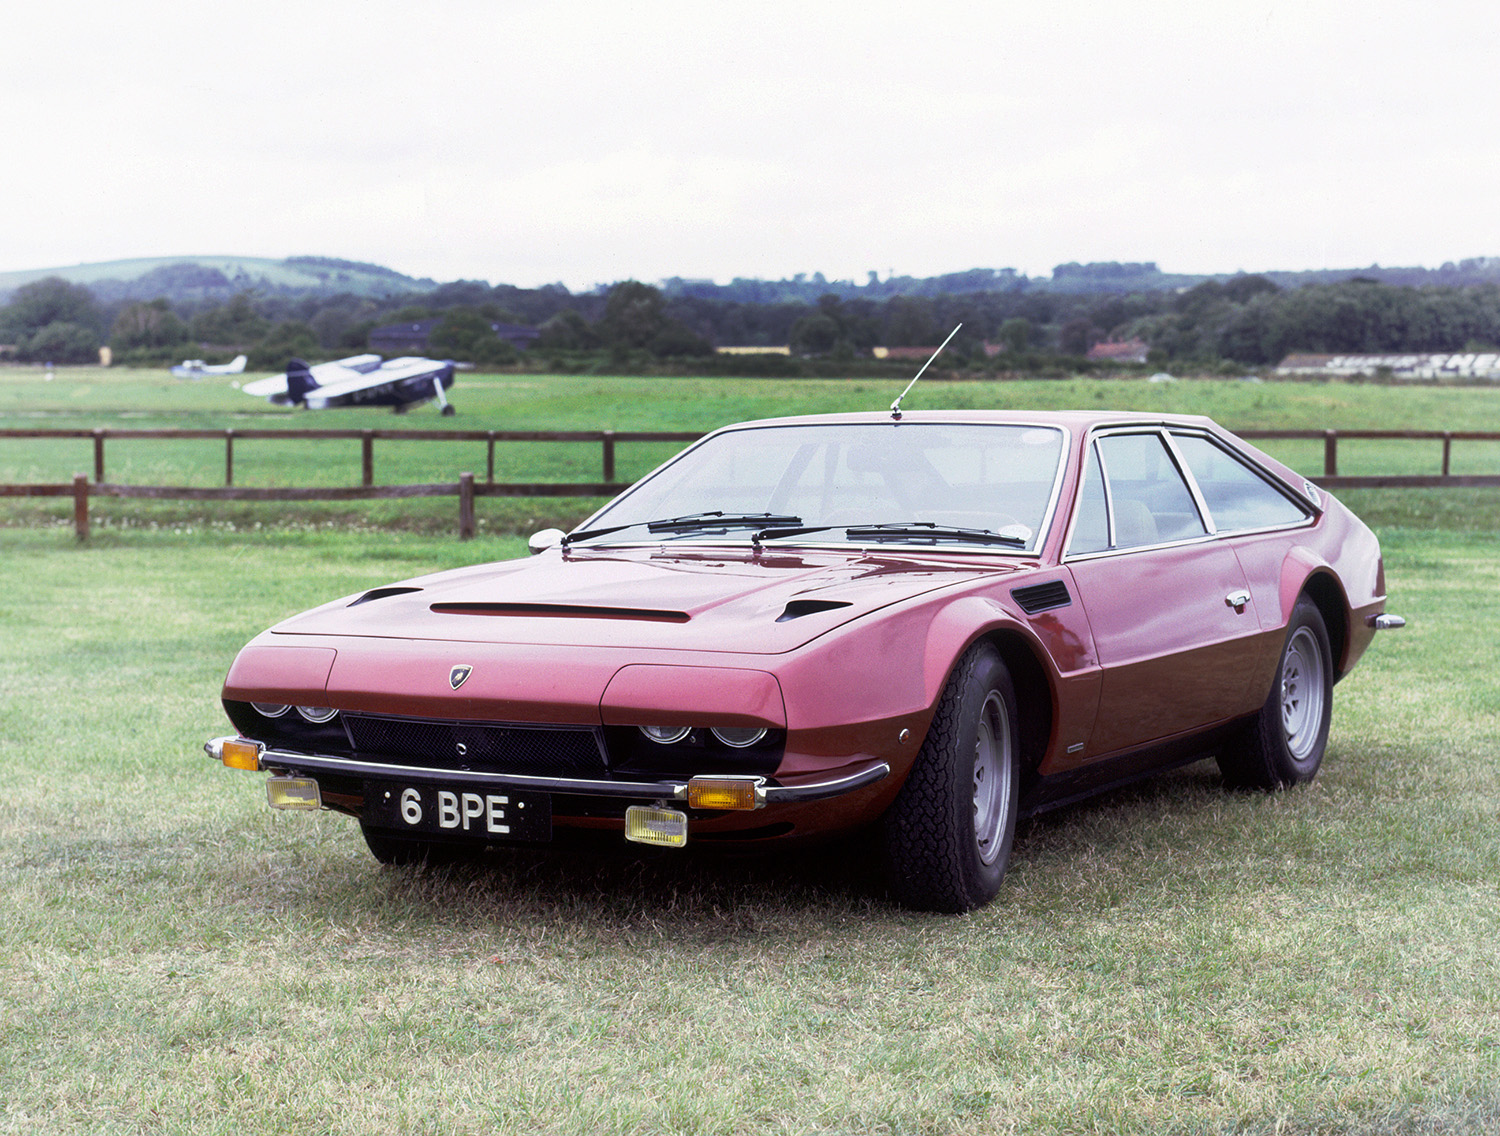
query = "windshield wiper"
(566, 511, 802, 545)
(843, 522, 1028, 547)
(649, 511, 801, 533)
(752, 524, 840, 545)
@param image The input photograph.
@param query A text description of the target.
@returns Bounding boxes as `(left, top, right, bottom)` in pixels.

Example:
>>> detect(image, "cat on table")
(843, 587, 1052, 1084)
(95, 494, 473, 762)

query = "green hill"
(0, 256, 435, 304)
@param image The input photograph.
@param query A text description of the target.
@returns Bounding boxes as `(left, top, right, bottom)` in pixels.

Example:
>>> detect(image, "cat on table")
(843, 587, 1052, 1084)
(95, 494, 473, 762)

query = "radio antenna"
(889, 323, 962, 420)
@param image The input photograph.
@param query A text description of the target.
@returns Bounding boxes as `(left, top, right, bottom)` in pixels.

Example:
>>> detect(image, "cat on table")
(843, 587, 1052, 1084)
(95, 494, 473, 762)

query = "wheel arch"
(981, 629, 1055, 786)
(1294, 569, 1350, 679)
(920, 599, 1057, 785)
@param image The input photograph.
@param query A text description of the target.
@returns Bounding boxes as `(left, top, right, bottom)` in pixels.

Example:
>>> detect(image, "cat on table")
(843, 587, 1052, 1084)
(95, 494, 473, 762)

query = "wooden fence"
(3, 426, 1498, 541)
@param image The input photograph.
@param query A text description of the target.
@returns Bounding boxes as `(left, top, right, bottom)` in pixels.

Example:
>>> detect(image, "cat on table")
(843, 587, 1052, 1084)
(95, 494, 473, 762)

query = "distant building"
(872, 346, 941, 360)
(368, 318, 540, 355)
(716, 345, 791, 355)
(1086, 338, 1149, 364)
(1276, 352, 1500, 380)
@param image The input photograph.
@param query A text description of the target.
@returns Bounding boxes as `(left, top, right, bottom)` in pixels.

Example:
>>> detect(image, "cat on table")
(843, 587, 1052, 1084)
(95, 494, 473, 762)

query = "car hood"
(268, 544, 1031, 655)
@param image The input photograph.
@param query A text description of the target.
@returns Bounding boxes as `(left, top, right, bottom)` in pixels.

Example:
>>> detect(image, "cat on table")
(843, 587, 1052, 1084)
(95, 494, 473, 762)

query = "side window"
(1170, 433, 1310, 532)
(1096, 432, 1207, 547)
(1070, 443, 1110, 554)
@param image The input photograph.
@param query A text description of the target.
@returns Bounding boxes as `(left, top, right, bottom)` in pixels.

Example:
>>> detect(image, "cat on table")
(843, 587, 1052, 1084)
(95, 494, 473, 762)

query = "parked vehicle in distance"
(206, 410, 1402, 911)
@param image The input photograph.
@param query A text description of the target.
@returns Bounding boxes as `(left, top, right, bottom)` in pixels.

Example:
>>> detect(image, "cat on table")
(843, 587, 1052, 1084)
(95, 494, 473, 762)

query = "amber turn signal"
(687, 777, 763, 811)
(220, 738, 263, 772)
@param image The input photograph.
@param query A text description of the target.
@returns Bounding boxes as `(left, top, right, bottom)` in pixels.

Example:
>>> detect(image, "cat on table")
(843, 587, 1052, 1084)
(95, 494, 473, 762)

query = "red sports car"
(206, 411, 1402, 911)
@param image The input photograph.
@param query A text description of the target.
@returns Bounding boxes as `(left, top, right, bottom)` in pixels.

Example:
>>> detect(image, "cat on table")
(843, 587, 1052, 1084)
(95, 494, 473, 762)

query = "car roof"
(702, 409, 1222, 433)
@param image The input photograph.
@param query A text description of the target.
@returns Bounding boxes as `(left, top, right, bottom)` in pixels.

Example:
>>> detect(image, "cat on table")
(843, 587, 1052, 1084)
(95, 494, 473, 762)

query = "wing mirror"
(528, 528, 565, 555)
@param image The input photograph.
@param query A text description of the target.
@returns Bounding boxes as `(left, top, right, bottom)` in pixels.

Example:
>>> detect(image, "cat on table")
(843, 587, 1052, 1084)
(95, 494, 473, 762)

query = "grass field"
(2, 369, 1499, 1134)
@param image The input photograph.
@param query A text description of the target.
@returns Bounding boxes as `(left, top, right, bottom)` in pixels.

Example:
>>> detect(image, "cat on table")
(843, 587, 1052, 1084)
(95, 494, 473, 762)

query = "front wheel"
(1219, 595, 1333, 789)
(881, 643, 1020, 913)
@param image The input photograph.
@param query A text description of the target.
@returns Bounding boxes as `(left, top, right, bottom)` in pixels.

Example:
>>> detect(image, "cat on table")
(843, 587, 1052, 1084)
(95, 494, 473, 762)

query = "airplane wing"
(300, 357, 451, 400)
(240, 374, 289, 397)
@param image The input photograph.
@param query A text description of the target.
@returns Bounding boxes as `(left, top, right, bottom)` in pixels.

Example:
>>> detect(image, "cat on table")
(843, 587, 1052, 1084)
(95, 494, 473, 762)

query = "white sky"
(4, 0, 1497, 290)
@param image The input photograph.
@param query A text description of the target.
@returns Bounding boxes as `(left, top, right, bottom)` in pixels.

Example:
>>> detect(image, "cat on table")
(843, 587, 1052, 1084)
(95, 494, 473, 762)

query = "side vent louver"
(1011, 580, 1071, 615)
(776, 599, 854, 622)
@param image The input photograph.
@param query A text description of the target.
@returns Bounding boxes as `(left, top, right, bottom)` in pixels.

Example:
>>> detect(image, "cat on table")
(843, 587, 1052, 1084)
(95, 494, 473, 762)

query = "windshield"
(579, 422, 1066, 552)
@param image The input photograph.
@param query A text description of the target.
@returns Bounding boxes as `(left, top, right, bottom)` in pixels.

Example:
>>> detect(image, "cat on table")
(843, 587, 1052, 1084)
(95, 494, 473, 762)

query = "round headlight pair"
(251, 702, 337, 724)
(637, 725, 768, 749)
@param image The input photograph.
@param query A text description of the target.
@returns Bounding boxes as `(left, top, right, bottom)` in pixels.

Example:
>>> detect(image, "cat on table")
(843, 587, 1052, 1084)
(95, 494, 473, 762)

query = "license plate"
(364, 781, 552, 843)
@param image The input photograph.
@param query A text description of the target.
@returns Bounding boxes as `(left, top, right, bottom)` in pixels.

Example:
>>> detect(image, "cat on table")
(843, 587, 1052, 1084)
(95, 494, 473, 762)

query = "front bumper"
(203, 736, 891, 807)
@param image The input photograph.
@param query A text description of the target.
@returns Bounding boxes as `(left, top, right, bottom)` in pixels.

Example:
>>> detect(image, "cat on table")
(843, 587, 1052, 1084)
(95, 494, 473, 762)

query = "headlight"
(711, 726, 768, 749)
(251, 702, 290, 718)
(639, 725, 692, 745)
(296, 705, 338, 723)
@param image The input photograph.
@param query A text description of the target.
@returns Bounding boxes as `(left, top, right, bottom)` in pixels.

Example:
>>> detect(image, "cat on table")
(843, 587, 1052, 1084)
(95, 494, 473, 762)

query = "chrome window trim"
(1160, 429, 1217, 535)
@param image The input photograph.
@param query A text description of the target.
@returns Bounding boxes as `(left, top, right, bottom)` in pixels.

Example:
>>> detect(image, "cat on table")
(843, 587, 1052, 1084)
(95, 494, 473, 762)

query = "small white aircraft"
(171, 354, 247, 378)
(240, 354, 458, 415)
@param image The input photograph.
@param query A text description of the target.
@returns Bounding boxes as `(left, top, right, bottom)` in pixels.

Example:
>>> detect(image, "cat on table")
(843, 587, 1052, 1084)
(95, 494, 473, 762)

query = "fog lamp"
(625, 805, 688, 847)
(267, 777, 321, 811)
(687, 777, 763, 811)
(219, 738, 263, 772)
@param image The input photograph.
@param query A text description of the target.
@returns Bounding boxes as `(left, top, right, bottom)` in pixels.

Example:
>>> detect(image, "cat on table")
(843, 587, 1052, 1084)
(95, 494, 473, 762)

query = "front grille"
(343, 714, 608, 777)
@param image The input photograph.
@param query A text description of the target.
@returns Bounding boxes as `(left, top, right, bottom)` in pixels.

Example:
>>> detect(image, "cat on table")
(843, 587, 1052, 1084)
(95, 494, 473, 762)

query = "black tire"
(881, 643, 1020, 913)
(359, 823, 460, 867)
(440, 405, 456, 417)
(1219, 596, 1333, 790)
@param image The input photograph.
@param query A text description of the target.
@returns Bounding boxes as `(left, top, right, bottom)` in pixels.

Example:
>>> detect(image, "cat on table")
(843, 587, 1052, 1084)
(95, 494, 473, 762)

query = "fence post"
(1442, 432, 1452, 478)
(93, 429, 105, 484)
(225, 428, 235, 486)
(1323, 430, 1337, 477)
(602, 430, 616, 483)
(362, 430, 374, 487)
(487, 431, 496, 483)
(458, 472, 476, 540)
(73, 474, 89, 541)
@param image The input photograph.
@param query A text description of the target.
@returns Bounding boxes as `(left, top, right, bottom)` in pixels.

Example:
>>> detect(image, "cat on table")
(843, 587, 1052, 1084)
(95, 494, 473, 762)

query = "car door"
(1065, 430, 1264, 758)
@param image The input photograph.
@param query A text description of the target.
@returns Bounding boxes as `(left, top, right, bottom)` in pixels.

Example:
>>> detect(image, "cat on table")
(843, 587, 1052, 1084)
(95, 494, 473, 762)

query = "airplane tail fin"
(228, 355, 247, 373)
(285, 359, 319, 405)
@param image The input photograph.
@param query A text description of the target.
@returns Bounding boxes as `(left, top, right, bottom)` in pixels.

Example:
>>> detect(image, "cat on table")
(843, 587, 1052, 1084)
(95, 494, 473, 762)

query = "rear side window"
(1170, 433, 1309, 532)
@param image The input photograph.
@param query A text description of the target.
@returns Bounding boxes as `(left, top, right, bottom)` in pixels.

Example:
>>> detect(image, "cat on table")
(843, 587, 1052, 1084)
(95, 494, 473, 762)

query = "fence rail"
(0, 426, 702, 486)
(4, 426, 1499, 540)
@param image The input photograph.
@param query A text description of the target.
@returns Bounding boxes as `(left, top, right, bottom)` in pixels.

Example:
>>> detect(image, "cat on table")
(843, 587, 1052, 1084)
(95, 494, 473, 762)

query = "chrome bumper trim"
(1370, 613, 1407, 630)
(203, 737, 890, 804)
(762, 763, 891, 802)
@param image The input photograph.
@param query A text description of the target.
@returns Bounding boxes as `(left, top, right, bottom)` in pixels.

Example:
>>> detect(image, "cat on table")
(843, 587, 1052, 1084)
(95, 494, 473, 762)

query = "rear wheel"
(1219, 596, 1333, 789)
(881, 643, 1020, 912)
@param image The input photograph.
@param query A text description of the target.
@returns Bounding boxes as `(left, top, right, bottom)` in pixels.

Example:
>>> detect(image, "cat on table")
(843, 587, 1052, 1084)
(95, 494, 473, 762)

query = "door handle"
(1225, 589, 1251, 613)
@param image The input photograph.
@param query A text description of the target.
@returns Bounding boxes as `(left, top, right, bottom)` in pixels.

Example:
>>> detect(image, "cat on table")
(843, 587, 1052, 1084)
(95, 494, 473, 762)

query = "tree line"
(5, 270, 1500, 372)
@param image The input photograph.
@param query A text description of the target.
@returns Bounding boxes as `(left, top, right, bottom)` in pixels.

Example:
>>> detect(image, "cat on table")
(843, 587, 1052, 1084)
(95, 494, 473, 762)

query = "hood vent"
(1011, 580, 1071, 614)
(776, 599, 854, 622)
(430, 602, 689, 623)
(348, 586, 423, 607)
